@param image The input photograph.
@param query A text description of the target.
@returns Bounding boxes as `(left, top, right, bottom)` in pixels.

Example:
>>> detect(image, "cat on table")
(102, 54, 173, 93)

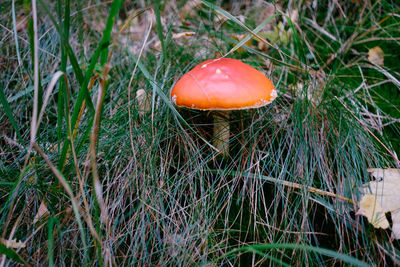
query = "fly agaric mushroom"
(171, 58, 276, 156)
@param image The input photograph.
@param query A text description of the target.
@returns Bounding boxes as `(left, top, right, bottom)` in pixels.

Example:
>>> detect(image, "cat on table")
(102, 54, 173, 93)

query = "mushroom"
(171, 58, 276, 156)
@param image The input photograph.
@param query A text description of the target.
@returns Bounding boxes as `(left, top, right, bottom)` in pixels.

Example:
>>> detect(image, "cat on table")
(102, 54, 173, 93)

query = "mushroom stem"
(213, 111, 230, 156)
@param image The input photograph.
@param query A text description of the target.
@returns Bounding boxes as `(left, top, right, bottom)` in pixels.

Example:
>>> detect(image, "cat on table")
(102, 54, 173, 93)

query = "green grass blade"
(25, 0, 43, 118)
(0, 243, 25, 264)
(0, 66, 74, 106)
(33, 143, 88, 264)
(100, 0, 125, 65)
(228, 14, 279, 55)
(55, 0, 68, 152)
(224, 243, 369, 267)
(201, 0, 253, 33)
(286, 15, 306, 64)
(37, 0, 84, 84)
(37, 0, 95, 117)
(202, 0, 277, 53)
(58, 0, 125, 169)
(154, 0, 167, 60)
(0, 86, 23, 143)
(47, 216, 56, 267)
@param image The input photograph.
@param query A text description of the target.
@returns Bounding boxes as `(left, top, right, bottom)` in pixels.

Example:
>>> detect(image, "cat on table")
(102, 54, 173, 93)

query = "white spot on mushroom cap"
(216, 68, 222, 74)
(201, 64, 207, 68)
(270, 89, 277, 99)
(171, 94, 177, 104)
(254, 99, 270, 107)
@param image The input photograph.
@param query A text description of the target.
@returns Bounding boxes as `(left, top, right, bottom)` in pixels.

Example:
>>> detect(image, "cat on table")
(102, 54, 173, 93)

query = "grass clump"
(1, 0, 400, 265)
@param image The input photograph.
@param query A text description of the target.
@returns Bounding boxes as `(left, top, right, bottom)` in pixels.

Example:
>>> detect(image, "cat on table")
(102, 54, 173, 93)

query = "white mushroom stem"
(213, 111, 230, 156)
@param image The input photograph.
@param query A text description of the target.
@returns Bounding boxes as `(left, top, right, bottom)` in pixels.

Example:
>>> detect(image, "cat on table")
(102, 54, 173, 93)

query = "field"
(1, 0, 400, 266)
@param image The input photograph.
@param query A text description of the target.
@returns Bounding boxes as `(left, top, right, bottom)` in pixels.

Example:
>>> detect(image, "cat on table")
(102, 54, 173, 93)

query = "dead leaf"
(368, 46, 384, 66)
(0, 238, 26, 249)
(154, 31, 195, 50)
(257, 22, 291, 49)
(391, 211, 400, 239)
(357, 168, 400, 239)
(356, 194, 389, 229)
(33, 201, 49, 224)
(179, 0, 202, 21)
(172, 31, 196, 39)
(136, 89, 151, 115)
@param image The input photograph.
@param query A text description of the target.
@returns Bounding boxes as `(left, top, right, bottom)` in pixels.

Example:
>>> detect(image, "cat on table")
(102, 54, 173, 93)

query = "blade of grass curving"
(0, 86, 23, 144)
(227, 14, 279, 56)
(32, 142, 88, 264)
(0, 243, 24, 264)
(221, 243, 369, 267)
(32, 71, 66, 143)
(0, 65, 74, 106)
(201, 0, 273, 54)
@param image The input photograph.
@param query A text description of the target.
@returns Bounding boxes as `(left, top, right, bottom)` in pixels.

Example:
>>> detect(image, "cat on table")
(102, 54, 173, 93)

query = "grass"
(1, 0, 400, 265)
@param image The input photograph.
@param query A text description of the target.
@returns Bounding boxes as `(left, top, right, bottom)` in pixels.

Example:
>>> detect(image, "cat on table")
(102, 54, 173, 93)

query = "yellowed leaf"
(230, 34, 254, 53)
(0, 238, 26, 249)
(367, 168, 400, 180)
(368, 46, 384, 66)
(356, 194, 389, 229)
(257, 22, 291, 48)
(357, 168, 400, 239)
(33, 201, 49, 224)
(154, 31, 195, 51)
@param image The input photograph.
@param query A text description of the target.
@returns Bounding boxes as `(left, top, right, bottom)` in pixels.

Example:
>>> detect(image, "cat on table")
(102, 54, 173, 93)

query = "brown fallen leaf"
(33, 201, 49, 224)
(154, 31, 195, 50)
(0, 238, 26, 249)
(368, 46, 384, 66)
(179, 0, 202, 21)
(136, 89, 151, 116)
(356, 168, 400, 239)
(356, 194, 389, 229)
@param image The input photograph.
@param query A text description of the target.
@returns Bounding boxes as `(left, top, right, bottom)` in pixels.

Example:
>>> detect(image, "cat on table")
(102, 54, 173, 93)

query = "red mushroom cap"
(170, 58, 276, 110)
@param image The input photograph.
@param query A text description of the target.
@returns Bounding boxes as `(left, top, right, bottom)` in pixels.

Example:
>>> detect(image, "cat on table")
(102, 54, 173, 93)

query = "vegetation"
(1, 0, 400, 265)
